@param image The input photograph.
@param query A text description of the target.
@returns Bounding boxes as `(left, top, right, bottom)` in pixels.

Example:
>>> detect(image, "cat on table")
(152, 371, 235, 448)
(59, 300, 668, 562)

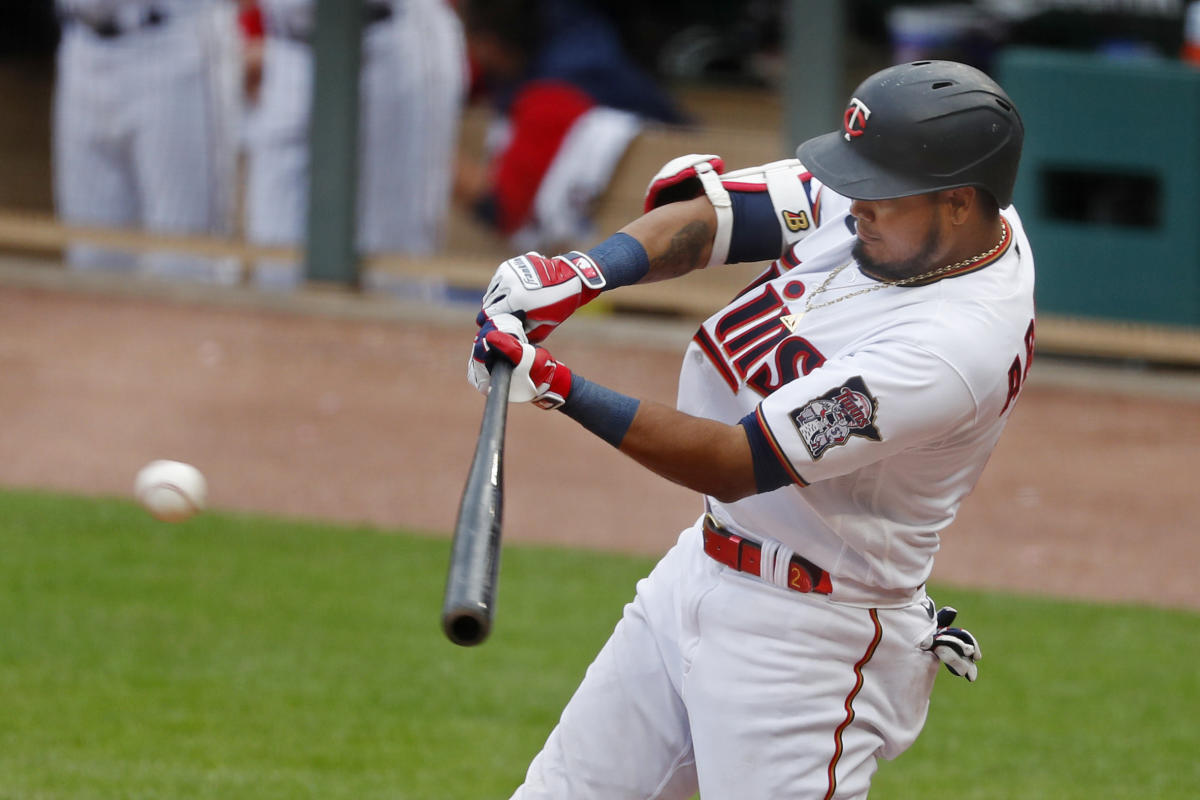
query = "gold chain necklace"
(781, 223, 1009, 331)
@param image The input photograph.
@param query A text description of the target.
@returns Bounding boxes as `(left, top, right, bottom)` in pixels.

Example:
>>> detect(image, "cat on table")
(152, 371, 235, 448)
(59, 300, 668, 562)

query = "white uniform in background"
(53, 0, 240, 281)
(245, 0, 466, 289)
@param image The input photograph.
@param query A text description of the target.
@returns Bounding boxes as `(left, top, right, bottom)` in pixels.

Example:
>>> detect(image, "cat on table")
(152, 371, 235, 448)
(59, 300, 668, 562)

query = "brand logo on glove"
(509, 255, 545, 290)
(843, 97, 871, 141)
(790, 375, 881, 459)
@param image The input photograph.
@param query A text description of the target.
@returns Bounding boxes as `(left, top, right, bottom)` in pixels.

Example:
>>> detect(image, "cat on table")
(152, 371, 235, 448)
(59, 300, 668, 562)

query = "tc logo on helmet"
(843, 98, 871, 141)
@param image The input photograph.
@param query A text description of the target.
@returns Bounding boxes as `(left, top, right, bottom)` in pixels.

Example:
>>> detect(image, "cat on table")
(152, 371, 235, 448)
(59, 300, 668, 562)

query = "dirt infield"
(2, 270, 1198, 610)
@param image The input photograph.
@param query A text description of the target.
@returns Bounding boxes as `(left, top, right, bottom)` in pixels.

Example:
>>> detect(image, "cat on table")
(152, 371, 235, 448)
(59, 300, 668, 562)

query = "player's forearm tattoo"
(650, 220, 713, 279)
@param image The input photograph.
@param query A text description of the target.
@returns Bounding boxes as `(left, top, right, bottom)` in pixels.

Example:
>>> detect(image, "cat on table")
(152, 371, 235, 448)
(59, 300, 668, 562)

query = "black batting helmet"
(795, 60, 1024, 207)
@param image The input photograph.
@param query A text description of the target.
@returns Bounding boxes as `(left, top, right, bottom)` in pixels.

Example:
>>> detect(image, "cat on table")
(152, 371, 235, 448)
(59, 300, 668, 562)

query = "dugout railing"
(0, 74, 1198, 366)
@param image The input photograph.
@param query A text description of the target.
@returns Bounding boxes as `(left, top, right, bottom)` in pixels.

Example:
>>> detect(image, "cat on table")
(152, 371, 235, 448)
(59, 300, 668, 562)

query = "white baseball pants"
(511, 519, 940, 799)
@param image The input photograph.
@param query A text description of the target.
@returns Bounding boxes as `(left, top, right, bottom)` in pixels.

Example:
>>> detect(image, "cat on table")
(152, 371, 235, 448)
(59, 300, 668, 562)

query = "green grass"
(875, 592, 1200, 798)
(0, 489, 1196, 799)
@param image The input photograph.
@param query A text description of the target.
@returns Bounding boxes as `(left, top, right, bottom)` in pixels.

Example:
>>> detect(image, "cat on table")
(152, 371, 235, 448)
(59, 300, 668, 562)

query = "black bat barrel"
(441, 360, 513, 646)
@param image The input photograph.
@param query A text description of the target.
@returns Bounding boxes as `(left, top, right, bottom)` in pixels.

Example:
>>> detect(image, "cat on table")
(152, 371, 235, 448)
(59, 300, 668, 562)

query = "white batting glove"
(467, 312, 573, 409)
(478, 251, 606, 343)
(468, 313, 527, 396)
(484, 330, 574, 409)
(920, 606, 982, 682)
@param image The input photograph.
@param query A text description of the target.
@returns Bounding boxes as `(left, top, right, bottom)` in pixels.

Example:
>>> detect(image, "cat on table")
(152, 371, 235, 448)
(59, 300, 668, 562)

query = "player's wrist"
(558, 375, 640, 447)
(585, 233, 650, 290)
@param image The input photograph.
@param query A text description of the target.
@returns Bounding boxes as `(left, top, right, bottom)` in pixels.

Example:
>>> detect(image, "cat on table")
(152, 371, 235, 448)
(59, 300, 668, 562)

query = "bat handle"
(488, 357, 514, 404)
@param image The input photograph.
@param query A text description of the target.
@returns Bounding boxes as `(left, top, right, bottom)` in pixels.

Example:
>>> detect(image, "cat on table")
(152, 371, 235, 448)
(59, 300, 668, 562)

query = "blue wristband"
(586, 233, 650, 289)
(559, 375, 640, 448)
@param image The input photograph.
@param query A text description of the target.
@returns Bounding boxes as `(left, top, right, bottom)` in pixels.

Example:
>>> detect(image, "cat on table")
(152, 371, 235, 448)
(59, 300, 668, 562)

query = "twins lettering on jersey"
(789, 376, 881, 460)
(695, 272, 1036, 465)
(692, 282, 826, 398)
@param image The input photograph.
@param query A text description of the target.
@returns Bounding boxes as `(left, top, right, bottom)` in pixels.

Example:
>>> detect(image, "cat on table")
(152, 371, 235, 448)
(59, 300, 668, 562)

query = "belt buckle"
(703, 514, 742, 570)
(704, 514, 762, 579)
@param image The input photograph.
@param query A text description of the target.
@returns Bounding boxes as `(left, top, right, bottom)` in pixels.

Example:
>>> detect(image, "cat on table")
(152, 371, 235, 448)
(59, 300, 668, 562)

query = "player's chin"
(851, 238, 881, 269)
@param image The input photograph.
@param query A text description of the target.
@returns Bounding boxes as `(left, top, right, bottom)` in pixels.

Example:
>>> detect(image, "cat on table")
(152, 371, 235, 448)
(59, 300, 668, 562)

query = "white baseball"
(134, 460, 208, 522)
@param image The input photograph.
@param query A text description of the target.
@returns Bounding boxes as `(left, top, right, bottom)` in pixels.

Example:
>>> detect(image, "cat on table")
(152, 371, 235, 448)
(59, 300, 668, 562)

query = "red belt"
(702, 515, 832, 595)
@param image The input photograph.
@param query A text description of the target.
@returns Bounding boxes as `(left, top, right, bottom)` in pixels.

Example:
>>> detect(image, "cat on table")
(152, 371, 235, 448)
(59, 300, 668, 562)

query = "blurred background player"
(242, 0, 466, 290)
(53, 0, 241, 281)
(455, 0, 690, 254)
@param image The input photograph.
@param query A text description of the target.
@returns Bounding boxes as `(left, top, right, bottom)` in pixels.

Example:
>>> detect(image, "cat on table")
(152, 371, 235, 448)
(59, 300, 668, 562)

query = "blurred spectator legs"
(53, 1, 241, 282)
(245, 0, 465, 292)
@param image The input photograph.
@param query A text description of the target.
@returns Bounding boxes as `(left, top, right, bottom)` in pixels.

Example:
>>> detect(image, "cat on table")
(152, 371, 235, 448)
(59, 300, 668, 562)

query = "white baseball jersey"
(685, 158, 1037, 599)
(510, 159, 1036, 799)
(245, 0, 466, 289)
(54, 0, 240, 280)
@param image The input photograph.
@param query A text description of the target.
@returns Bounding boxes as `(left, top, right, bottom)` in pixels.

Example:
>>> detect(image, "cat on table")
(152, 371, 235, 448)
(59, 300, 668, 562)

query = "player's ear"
(941, 187, 976, 225)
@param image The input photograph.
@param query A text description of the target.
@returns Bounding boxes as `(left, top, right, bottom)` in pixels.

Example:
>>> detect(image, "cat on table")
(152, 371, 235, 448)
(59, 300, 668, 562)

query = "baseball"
(134, 460, 207, 523)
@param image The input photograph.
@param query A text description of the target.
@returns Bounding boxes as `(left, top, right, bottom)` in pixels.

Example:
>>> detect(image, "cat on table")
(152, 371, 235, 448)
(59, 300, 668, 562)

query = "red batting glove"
(484, 329, 574, 410)
(479, 251, 606, 342)
(469, 313, 527, 397)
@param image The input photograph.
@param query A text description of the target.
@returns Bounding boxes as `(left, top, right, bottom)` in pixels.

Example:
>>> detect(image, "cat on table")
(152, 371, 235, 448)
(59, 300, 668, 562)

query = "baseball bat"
(441, 359, 514, 647)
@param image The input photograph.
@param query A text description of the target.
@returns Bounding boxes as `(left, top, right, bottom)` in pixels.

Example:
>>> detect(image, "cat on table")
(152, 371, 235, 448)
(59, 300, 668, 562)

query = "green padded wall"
(996, 47, 1200, 327)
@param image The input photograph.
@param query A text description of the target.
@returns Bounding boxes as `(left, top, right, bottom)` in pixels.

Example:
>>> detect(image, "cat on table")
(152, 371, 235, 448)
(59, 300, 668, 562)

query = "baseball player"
(53, 0, 240, 281)
(244, 0, 465, 289)
(469, 60, 1029, 798)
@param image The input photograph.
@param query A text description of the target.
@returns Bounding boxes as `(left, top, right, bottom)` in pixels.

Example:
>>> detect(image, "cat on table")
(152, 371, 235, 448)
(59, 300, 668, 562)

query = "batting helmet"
(795, 60, 1024, 207)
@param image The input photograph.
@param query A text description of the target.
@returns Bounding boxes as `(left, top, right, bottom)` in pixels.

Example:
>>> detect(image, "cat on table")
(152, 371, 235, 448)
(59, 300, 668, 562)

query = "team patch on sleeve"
(789, 376, 882, 460)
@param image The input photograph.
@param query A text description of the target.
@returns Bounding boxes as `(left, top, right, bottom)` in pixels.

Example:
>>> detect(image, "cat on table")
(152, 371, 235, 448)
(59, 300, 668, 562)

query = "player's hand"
(469, 313, 525, 396)
(920, 606, 982, 682)
(468, 314, 573, 409)
(478, 251, 606, 343)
